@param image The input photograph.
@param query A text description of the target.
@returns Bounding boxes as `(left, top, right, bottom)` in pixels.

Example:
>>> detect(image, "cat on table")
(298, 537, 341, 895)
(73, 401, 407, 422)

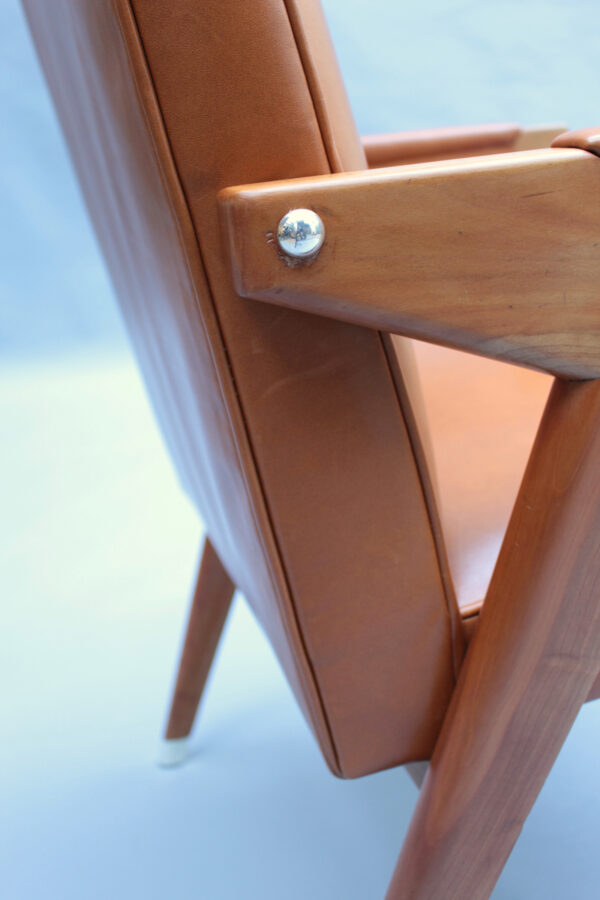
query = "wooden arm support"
(387, 377, 600, 899)
(552, 125, 600, 157)
(219, 145, 600, 379)
(362, 122, 566, 167)
(219, 129, 600, 899)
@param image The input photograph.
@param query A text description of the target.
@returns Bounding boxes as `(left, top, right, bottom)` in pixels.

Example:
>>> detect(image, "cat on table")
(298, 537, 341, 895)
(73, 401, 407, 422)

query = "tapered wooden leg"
(161, 537, 235, 763)
(387, 379, 600, 899)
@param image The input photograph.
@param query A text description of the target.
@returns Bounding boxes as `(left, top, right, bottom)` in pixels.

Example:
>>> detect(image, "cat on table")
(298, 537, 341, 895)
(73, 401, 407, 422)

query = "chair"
(23, 1, 600, 896)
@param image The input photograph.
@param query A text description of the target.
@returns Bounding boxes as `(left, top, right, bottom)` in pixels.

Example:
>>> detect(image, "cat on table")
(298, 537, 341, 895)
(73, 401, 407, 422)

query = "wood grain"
(386, 378, 600, 899)
(463, 609, 600, 701)
(164, 538, 235, 740)
(220, 147, 600, 379)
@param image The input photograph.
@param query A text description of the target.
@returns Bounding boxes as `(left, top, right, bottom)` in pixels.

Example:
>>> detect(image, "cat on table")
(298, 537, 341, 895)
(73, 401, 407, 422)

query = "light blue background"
(2, 3, 600, 899)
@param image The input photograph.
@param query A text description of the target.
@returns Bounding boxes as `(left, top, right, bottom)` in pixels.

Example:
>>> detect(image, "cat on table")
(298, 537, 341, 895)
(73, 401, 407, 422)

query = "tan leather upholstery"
(24, 0, 467, 778)
(412, 342, 552, 616)
(26, 0, 554, 778)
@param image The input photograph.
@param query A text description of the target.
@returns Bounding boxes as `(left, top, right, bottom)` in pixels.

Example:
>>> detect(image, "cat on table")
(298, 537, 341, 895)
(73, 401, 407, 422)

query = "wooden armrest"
(219, 147, 600, 380)
(362, 123, 567, 167)
(552, 125, 600, 156)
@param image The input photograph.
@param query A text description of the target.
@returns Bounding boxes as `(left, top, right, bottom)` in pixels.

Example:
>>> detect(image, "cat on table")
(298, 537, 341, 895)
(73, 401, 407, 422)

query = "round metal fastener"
(276, 208, 325, 259)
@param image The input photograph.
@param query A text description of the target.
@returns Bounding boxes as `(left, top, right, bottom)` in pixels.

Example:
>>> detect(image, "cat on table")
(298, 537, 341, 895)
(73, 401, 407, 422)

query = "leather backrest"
(24, 0, 463, 777)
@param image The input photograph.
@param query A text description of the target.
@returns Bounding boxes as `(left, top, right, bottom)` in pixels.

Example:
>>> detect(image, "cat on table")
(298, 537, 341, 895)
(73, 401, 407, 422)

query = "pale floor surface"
(2, 353, 599, 900)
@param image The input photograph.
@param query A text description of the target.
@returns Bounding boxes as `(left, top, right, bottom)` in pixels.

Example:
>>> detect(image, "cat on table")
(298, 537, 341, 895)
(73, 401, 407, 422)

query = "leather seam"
(379, 335, 462, 682)
(283, 0, 462, 685)
(119, 0, 342, 775)
(282, 1, 336, 173)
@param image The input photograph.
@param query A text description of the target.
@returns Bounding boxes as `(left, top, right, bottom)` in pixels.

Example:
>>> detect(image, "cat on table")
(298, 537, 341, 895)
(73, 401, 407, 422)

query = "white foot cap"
(157, 737, 190, 768)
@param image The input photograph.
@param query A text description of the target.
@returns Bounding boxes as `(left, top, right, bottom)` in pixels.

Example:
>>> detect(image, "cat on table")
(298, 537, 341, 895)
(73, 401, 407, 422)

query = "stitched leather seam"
(379, 335, 463, 682)
(284, 0, 463, 686)
(119, 0, 342, 775)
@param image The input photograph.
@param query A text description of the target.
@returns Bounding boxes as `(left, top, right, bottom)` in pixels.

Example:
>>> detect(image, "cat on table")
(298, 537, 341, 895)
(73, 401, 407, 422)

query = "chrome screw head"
(276, 208, 325, 259)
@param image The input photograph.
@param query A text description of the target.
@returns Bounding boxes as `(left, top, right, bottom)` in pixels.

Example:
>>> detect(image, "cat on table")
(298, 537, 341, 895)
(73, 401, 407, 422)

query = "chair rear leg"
(159, 536, 235, 766)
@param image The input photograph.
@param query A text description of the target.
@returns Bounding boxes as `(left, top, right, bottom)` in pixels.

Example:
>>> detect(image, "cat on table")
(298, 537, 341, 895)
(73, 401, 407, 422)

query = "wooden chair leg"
(386, 379, 600, 899)
(160, 536, 235, 765)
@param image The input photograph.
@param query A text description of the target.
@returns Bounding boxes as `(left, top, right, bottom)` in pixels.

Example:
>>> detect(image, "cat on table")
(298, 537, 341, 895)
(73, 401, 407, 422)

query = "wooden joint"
(552, 126, 600, 158)
(219, 147, 600, 380)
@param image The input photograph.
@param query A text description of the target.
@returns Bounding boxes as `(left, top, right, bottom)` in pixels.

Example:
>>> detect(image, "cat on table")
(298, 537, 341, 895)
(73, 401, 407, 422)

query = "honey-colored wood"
(467, 608, 599, 697)
(362, 123, 565, 168)
(386, 378, 600, 900)
(220, 147, 600, 379)
(164, 538, 235, 740)
(463, 609, 600, 701)
(552, 126, 600, 157)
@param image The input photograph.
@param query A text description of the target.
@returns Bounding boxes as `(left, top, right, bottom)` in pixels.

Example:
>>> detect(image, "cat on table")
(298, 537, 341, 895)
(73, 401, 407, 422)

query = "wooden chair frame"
(163, 126, 600, 897)
(219, 144, 600, 380)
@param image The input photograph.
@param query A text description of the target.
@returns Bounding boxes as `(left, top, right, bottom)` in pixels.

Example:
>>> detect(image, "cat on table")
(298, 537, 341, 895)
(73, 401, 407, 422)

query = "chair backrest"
(24, 0, 463, 777)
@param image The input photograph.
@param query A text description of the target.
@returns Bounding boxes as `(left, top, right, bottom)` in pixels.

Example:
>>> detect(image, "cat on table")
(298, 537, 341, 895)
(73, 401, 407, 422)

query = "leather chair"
(23, 1, 600, 897)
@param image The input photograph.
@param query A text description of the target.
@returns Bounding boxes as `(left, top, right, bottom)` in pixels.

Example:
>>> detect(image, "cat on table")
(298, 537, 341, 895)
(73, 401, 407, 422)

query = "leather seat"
(411, 341, 552, 618)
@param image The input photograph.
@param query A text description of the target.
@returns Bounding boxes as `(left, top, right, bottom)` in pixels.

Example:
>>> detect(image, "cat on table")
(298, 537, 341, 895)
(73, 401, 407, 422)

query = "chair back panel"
(24, 0, 462, 777)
